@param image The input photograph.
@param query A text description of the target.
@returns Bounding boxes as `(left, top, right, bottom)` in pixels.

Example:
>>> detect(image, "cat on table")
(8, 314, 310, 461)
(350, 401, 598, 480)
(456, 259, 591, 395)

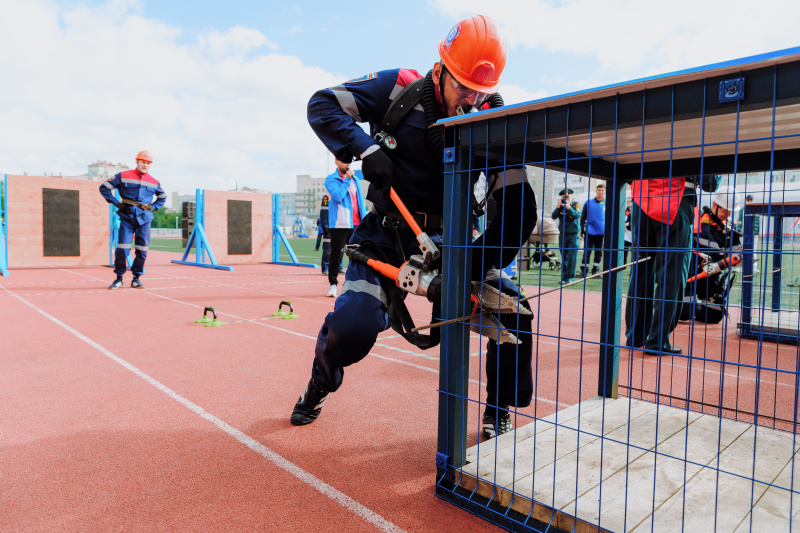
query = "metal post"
(741, 208, 755, 327)
(0, 173, 8, 276)
(437, 143, 472, 475)
(598, 178, 624, 398)
(195, 189, 203, 264)
(772, 216, 783, 312)
(272, 194, 280, 262)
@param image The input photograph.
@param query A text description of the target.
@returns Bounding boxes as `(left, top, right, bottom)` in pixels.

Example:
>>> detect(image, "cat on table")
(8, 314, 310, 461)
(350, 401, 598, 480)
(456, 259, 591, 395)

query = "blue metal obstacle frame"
(433, 46, 800, 532)
(739, 198, 800, 344)
(0, 174, 9, 276)
(269, 194, 316, 268)
(171, 189, 233, 271)
(108, 189, 136, 272)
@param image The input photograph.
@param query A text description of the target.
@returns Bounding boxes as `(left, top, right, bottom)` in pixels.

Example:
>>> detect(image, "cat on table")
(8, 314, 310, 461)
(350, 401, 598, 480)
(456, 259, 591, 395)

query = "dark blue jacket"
(100, 170, 167, 225)
(307, 68, 537, 277)
(308, 68, 444, 215)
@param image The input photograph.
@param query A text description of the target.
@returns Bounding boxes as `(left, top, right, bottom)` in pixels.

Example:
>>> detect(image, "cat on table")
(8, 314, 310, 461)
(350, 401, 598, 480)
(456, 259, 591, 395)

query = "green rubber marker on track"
(272, 301, 299, 319)
(198, 302, 300, 327)
(196, 306, 225, 326)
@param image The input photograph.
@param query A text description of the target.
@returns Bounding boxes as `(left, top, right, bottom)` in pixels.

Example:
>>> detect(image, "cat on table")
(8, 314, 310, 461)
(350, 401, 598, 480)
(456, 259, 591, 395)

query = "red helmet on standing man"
(136, 150, 153, 163)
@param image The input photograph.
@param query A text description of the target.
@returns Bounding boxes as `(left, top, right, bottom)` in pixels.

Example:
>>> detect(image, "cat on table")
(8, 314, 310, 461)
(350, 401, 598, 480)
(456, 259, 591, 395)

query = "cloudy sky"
(1, 0, 798, 193)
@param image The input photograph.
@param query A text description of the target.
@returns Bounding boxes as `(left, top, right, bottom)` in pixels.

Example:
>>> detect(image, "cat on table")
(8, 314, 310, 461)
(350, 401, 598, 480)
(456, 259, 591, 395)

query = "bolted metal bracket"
(443, 148, 456, 164)
(436, 452, 449, 470)
(719, 77, 745, 103)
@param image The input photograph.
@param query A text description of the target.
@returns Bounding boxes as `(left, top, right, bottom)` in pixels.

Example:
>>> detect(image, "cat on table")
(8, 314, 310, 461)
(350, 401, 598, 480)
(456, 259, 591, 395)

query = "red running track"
(2, 251, 794, 531)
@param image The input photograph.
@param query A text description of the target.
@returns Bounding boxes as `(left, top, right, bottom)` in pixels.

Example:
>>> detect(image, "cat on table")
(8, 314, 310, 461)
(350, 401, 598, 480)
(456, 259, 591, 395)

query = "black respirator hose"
(421, 70, 506, 153)
(422, 70, 444, 152)
(486, 93, 504, 108)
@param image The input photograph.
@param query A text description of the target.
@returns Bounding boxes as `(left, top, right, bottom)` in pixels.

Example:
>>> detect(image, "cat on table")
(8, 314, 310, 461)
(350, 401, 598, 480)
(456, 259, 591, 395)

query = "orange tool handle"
(389, 188, 423, 237)
(366, 257, 401, 281)
(345, 246, 401, 282)
(687, 255, 738, 283)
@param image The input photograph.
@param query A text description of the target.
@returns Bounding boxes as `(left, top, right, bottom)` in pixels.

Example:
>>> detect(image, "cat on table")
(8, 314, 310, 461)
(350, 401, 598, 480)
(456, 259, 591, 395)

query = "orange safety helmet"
(438, 15, 507, 95)
(136, 150, 153, 163)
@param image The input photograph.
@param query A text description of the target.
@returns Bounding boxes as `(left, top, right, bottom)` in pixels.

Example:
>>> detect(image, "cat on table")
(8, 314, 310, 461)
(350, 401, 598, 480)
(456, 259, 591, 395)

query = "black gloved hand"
(116, 203, 130, 215)
(580, 229, 586, 239)
(361, 148, 393, 200)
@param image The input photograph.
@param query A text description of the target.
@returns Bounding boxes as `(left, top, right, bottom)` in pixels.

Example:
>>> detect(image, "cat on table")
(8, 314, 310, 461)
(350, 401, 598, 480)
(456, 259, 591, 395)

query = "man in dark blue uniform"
(99, 150, 167, 290)
(315, 195, 331, 275)
(552, 188, 581, 283)
(291, 15, 537, 439)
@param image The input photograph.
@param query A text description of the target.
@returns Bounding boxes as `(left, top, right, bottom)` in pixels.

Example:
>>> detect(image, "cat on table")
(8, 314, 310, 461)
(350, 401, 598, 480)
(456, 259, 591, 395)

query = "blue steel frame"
(0, 173, 8, 276)
(433, 46, 800, 532)
(171, 189, 233, 271)
(108, 189, 136, 271)
(739, 201, 800, 345)
(269, 193, 316, 268)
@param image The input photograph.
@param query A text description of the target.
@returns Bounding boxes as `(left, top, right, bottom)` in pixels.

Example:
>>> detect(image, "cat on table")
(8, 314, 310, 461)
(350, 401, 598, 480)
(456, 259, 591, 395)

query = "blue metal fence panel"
(108, 189, 135, 271)
(171, 189, 233, 271)
(435, 48, 800, 532)
(269, 193, 317, 268)
(0, 173, 8, 276)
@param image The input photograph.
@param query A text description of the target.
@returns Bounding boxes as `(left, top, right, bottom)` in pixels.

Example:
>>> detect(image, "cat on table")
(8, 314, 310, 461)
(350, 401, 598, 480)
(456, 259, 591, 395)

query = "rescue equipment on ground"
(195, 302, 300, 327)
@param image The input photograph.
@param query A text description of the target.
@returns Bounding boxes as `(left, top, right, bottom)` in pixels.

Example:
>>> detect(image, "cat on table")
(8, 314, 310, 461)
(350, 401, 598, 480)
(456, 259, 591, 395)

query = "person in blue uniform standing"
(324, 159, 367, 297)
(99, 150, 167, 290)
(552, 188, 581, 283)
(315, 195, 331, 275)
(291, 15, 537, 440)
(580, 183, 606, 277)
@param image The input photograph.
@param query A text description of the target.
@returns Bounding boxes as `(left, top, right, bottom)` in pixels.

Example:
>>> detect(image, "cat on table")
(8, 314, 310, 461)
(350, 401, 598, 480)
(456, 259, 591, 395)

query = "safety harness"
(121, 198, 153, 211)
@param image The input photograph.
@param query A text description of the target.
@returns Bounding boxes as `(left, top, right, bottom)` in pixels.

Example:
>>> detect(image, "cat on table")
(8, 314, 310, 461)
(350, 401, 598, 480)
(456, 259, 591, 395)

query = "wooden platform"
(459, 397, 800, 532)
(741, 309, 800, 337)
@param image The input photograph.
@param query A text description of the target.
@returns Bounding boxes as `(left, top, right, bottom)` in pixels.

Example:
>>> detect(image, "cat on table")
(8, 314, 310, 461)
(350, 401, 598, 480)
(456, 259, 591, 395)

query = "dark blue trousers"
(114, 218, 150, 277)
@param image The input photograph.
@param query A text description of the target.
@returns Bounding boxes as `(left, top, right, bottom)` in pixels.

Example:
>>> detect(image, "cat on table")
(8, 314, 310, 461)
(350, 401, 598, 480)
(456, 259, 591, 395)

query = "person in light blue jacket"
(324, 158, 367, 297)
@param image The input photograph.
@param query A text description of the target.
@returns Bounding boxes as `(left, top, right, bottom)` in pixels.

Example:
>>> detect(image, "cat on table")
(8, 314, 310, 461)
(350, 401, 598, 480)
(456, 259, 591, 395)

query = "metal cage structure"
(435, 47, 800, 532)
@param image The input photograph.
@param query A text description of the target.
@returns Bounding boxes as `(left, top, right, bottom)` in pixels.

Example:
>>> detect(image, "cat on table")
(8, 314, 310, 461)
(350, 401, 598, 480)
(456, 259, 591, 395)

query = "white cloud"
(433, 0, 800, 77)
(0, 0, 342, 193)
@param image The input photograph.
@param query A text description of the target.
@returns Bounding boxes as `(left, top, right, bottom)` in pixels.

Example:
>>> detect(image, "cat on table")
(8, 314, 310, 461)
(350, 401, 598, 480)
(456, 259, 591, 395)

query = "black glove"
(361, 148, 393, 200)
(116, 203, 130, 215)
(580, 229, 586, 239)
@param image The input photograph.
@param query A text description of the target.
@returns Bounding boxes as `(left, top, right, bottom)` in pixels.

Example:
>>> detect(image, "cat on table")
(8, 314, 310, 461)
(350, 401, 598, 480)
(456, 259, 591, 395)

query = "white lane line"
(2, 285, 405, 533)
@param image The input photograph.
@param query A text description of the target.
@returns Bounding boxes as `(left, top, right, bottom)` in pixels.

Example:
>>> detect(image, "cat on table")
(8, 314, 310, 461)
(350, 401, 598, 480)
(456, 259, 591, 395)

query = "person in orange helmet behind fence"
(292, 15, 537, 440)
(99, 150, 167, 290)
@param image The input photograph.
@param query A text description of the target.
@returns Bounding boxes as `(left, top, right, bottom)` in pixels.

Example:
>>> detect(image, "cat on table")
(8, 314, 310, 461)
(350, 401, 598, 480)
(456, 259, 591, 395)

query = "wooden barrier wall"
(7, 175, 109, 268)
(202, 190, 272, 264)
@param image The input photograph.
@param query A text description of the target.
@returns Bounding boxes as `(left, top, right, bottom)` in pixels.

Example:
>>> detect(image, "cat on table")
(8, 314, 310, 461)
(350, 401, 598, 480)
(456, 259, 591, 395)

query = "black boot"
(482, 405, 512, 439)
(290, 378, 330, 426)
